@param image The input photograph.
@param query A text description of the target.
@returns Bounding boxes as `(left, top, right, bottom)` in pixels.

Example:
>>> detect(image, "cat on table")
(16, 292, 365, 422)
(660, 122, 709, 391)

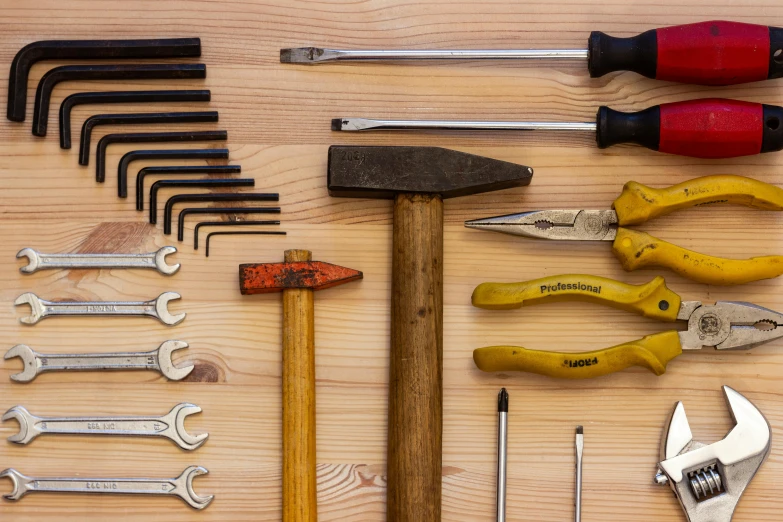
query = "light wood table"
(0, 1, 781, 520)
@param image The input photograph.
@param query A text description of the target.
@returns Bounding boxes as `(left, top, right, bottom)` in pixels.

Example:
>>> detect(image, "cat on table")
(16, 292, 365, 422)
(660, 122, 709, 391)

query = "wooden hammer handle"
(388, 194, 443, 521)
(282, 249, 317, 522)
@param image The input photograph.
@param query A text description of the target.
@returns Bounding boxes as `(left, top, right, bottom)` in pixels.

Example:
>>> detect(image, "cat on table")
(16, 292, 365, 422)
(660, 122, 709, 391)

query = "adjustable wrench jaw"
(654, 387, 771, 522)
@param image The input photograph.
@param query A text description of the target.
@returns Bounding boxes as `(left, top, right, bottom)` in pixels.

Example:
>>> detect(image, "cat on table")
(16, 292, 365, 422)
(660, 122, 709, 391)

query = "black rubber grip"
(762, 104, 783, 153)
(595, 105, 660, 151)
(587, 29, 657, 79)
(768, 27, 783, 79)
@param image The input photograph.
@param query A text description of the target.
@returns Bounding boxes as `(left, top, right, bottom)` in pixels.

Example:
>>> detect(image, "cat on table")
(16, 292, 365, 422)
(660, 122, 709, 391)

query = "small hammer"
(328, 146, 533, 521)
(239, 249, 362, 522)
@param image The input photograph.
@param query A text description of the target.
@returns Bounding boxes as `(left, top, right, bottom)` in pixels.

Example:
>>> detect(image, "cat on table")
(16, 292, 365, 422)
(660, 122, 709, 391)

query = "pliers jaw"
(678, 301, 783, 351)
(465, 209, 618, 240)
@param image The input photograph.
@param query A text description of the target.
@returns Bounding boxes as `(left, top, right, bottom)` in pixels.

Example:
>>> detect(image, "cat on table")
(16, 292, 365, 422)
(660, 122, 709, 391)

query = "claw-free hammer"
(328, 147, 533, 520)
(239, 250, 362, 522)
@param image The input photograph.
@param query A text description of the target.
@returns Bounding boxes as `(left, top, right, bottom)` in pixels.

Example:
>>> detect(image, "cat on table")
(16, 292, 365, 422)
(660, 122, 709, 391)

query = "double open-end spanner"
(0, 466, 213, 509)
(14, 292, 186, 325)
(17, 246, 179, 275)
(654, 386, 771, 522)
(3, 341, 193, 383)
(2, 403, 207, 450)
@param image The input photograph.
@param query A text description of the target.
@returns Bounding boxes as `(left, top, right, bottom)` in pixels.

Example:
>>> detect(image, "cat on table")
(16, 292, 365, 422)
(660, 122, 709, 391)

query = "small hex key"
(8, 38, 201, 122)
(116, 147, 230, 192)
(164, 193, 280, 234)
(195, 221, 281, 249)
(137, 165, 242, 210)
(149, 179, 256, 222)
(55, 89, 211, 146)
(178, 207, 282, 241)
(95, 129, 227, 176)
(80, 111, 219, 165)
(206, 231, 287, 257)
(33, 64, 207, 133)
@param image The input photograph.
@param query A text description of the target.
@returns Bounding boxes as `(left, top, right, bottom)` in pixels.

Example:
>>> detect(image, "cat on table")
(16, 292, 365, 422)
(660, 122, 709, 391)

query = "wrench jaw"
(155, 292, 186, 326)
(2, 406, 40, 445)
(164, 403, 208, 451)
(16, 248, 39, 274)
(173, 466, 213, 509)
(156, 340, 194, 381)
(14, 293, 45, 325)
(4, 344, 40, 383)
(0, 468, 33, 501)
(155, 246, 181, 276)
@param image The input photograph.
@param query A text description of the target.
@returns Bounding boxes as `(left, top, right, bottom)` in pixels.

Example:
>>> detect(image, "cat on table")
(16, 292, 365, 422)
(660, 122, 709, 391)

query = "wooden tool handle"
(282, 249, 317, 522)
(388, 194, 443, 521)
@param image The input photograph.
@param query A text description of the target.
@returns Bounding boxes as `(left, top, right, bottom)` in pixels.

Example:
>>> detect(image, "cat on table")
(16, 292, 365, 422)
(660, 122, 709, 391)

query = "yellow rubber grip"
(612, 228, 783, 285)
(473, 331, 683, 379)
(471, 274, 681, 321)
(613, 175, 783, 226)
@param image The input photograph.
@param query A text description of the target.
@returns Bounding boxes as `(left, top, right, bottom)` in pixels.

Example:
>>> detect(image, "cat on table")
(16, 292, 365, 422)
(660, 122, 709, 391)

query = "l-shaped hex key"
(195, 220, 282, 250)
(8, 38, 201, 122)
(205, 231, 287, 257)
(33, 63, 207, 134)
(149, 179, 256, 223)
(96, 130, 227, 180)
(164, 194, 280, 235)
(116, 147, 229, 194)
(177, 207, 282, 241)
(79, 110, 219, 166)
(55, 89, 211, 146)
(137, 165, 242, 210)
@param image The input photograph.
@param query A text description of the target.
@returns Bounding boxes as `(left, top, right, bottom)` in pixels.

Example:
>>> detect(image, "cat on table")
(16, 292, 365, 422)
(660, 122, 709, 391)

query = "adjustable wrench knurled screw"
(0, 466, 213, 509)
(17, 246, 180, 275)
(4, 341, 193, 382)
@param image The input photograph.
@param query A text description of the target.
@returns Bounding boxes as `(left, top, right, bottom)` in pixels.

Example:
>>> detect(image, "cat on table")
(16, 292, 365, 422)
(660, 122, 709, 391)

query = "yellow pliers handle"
(612, 175, 783, 285)
(472, 275, 684, 379)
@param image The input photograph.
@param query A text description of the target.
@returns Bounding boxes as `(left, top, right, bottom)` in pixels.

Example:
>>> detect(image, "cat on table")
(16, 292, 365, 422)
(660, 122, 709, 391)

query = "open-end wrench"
(0, 466, 213, 509)
(17, 246, 179, 275)
(14, 292, 186, 325)
(3, 341, 193, 383)
(2, 403, 207, 450)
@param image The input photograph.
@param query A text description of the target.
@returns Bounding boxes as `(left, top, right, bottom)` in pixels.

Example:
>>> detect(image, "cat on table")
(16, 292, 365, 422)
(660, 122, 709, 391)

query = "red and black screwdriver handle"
(596, 98, 783, 159)
(589, 21, 783, 85)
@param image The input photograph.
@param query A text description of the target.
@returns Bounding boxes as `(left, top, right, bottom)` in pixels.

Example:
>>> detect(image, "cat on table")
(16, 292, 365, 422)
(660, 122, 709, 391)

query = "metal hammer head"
(238, 249, 363, 295)
(327, 146, 533, 199)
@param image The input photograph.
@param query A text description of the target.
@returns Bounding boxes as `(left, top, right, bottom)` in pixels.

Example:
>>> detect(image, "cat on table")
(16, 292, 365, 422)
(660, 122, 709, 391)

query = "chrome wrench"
(3, 341, 193, 382)
(0, 466, 213, 509)
(17, 246, 179, 275)
(2, 403, 207, 450)
(14, 292, 186, 325)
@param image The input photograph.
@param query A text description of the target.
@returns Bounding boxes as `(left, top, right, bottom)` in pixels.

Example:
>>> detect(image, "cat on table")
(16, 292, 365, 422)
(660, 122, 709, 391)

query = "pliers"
(471, 274, 783, 379)
(465, 175, 783, 285)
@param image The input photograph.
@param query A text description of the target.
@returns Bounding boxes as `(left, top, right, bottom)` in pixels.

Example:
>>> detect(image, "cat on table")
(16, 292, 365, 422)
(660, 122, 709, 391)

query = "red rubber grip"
(659, 99, 763, 158)
(657, 21, 770, 85)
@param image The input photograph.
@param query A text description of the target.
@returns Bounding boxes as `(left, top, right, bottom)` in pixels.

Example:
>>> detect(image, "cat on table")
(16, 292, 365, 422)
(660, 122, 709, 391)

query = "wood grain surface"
(0, 1, 782, 521)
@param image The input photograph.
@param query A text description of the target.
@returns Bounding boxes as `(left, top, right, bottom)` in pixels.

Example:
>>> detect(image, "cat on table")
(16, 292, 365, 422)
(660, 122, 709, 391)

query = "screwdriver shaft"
(497, 389, 509, 522)
(575, 426, 584, 522)
(334, 117, 597, 132)
(282, 47, 588, 63)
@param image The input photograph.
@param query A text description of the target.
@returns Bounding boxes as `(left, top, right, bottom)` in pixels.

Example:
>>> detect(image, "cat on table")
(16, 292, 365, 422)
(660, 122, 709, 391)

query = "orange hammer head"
(239, 251, 362, 295)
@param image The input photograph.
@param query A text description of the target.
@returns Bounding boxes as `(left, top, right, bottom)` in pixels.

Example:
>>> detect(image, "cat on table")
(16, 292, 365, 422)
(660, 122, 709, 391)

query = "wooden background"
(0, 1, 782, 520)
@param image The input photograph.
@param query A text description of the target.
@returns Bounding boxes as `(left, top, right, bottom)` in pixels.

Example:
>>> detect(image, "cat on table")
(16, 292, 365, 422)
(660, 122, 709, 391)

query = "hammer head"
(328, 146, 533, 199)
(239, 260, 363, 294)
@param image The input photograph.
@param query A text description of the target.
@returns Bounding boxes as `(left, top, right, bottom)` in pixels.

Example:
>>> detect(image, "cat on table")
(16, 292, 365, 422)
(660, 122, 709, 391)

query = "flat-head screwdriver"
(575, 426, 583, 522)
(497, 388, 508, 522)
(282, 20, 783, 86)
(333, 98, 783, 159)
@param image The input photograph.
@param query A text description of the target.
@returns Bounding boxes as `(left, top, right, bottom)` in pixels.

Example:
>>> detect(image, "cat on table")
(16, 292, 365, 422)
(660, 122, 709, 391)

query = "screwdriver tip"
(576, 425, 583, 435)
(280, 47, 334, 63)
(331, 118, 344, 131)
(498, 388, 509, 412)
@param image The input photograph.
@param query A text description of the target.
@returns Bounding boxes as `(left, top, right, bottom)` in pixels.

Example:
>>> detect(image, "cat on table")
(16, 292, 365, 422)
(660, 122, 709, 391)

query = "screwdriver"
(333, 98, 783, 159)
(282, 20, 783, 86)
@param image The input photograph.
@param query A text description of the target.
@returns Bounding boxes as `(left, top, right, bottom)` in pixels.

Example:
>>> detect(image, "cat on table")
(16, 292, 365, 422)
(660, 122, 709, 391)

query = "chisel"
(282, 20, 783, 86)
(333, 98, 783, 159)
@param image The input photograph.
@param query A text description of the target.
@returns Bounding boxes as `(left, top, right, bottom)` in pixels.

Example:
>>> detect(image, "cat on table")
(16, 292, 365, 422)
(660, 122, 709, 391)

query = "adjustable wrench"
(0, 466, 213, 509)
(17, 246, 179, 275)
(2, 403, 207, 450)
(14, 292, 186, 325)
(3, 341, 193, 382)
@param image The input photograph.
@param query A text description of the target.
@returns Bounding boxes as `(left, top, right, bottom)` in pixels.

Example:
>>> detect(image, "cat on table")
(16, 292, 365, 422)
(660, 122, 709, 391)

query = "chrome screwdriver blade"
(281, 47, 589, 64)
(332, 117, 597, 133)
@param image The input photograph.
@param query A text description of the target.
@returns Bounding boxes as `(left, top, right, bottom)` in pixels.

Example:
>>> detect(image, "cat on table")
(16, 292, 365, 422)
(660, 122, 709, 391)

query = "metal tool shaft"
(335, 117, 597, 132)
(282, 47, 588, 63)
(575, 426, 583, 522)
(497, 388, 508, 522)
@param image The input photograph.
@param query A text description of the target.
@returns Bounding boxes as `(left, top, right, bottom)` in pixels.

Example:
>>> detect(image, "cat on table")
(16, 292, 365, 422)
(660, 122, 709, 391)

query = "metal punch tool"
(17, 246, 179, 275)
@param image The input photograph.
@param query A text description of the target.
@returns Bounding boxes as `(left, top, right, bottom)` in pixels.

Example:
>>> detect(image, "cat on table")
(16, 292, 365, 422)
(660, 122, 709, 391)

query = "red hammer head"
(239, 249, 363, 294)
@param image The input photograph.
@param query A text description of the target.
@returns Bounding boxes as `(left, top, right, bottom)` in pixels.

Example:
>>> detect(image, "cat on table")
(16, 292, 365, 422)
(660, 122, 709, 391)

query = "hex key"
(96, 130, 227, 180)
(80, 111, 219, 165)
(137, 165, 242, 210)
(164, 194, 280, 235)
(55, 89, 211, 146)
(8, 38, 201, 122)
(195, 220, 281, 250)
(34, 63, 207, 134)
(206, 231, 287, 257)
(177, 207, 282, 241)
(116, 147, 229, 194)
(150, 179, 256, 223)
